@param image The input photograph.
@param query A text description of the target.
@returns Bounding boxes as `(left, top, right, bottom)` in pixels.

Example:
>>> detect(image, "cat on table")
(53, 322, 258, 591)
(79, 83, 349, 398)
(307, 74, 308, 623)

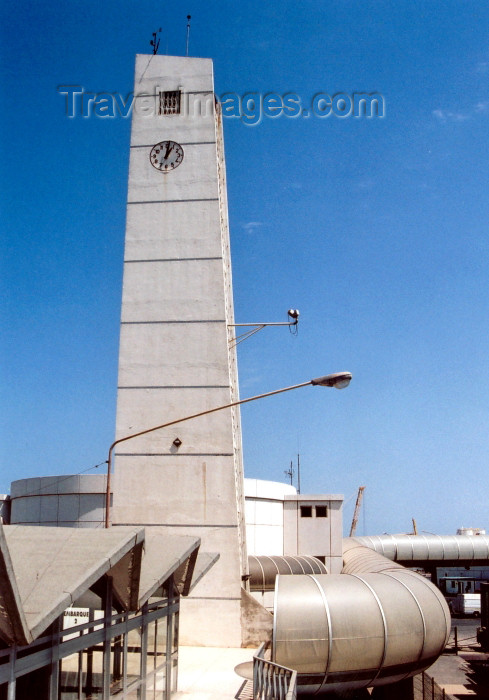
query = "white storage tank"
(10, 474, 108, 527)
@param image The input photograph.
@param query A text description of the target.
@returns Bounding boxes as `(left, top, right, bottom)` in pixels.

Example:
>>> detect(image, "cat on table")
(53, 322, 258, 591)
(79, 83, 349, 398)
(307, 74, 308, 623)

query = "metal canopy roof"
(0, 523, 213, 646)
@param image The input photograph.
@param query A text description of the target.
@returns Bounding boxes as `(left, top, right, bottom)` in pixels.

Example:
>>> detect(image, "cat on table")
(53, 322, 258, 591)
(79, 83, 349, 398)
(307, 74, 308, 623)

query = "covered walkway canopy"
(0, 522, 218, 647)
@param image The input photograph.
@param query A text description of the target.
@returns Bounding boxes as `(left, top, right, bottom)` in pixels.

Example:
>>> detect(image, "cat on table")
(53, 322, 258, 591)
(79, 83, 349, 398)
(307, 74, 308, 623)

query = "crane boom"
(350, 486, 365, 537)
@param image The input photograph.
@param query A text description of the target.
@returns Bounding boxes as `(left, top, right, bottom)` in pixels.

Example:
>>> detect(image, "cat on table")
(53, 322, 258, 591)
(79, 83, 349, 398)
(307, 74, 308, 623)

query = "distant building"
(244, 478, 343, 572)
(457, 527, 486, 536)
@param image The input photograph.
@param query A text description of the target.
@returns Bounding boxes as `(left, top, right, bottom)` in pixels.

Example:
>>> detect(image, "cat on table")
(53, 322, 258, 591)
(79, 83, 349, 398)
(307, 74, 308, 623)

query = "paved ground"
(175, 646, 254, 700)
(427, 618, 489, 699)
(428, 654, 477, 698)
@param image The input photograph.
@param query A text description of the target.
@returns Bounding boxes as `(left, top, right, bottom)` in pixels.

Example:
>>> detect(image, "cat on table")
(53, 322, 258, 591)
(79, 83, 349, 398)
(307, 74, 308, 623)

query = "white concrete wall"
(249, 590, 275, 611)
(112, 55, 246, 647)
(244, 479, 296, 556)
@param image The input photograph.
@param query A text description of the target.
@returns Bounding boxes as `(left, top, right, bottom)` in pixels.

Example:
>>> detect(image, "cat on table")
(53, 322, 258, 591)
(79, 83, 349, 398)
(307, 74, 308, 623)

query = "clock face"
(149, 140, 184, 172)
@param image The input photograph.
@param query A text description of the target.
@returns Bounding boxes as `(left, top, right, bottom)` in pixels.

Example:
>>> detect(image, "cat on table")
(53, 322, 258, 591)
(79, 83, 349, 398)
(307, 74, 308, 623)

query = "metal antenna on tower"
(150, 28, 162, 55)
(284, 461, 294, 486)
(186, 15, 191, 56)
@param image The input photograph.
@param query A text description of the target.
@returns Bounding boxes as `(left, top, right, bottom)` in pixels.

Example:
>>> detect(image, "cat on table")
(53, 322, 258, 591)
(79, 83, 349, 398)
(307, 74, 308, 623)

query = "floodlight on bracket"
(228, 309, 300, 348)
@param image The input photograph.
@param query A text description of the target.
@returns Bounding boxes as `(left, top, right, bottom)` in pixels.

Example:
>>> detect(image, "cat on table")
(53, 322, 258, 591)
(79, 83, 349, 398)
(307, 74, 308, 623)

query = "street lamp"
(104, 371, 352, 527)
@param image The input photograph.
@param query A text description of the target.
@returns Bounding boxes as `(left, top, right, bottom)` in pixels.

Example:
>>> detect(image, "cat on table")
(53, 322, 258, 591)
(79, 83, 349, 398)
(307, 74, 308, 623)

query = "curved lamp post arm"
(105, 372, 352, 527)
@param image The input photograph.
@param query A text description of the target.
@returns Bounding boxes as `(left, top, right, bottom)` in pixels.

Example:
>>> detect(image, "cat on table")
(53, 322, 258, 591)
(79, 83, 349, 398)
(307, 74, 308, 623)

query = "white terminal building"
(5, 53, 489, 699)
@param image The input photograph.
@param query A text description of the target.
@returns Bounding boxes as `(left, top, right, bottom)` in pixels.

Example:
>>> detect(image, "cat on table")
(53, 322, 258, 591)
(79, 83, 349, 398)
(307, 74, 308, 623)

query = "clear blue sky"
(2, 1, 489, 536)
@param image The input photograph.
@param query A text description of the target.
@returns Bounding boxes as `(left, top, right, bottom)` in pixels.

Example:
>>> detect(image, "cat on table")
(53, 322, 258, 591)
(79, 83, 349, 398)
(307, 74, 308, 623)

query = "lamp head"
(311, 372, 352, 389)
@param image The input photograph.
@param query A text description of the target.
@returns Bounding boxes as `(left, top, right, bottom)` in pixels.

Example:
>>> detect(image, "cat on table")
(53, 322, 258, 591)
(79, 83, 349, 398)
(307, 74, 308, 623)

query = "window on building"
(315, 506, 328, 518)
(300, 506, 312, 518)
(159, 90, 181, 115)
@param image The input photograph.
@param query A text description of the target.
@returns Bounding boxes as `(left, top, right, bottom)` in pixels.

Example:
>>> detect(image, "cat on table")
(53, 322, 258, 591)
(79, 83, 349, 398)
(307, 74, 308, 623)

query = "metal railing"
(252, 647, 449, 700)
(253, 643, 297, 700)
(414, 671, 448, 700)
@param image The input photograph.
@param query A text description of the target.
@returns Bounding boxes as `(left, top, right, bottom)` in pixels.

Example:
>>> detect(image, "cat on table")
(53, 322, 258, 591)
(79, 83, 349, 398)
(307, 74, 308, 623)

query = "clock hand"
(164, 142, 173, 159)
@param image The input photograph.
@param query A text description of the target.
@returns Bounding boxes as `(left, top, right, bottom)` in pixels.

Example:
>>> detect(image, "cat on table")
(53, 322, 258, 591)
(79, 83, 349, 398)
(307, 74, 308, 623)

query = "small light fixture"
(172, 437, 182, 448)
(311, 372, 352, 389)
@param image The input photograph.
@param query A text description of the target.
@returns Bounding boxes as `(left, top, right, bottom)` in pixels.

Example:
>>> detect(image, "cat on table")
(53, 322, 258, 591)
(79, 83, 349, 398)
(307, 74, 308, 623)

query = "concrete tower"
(112, 55, 247, 646)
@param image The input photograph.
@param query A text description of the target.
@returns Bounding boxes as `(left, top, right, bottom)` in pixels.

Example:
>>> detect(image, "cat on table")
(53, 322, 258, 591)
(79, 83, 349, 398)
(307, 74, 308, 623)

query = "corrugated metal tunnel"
(248, 555, 327, 592)
(273, 539, 451, 694)
(352, 533, 489, 564)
